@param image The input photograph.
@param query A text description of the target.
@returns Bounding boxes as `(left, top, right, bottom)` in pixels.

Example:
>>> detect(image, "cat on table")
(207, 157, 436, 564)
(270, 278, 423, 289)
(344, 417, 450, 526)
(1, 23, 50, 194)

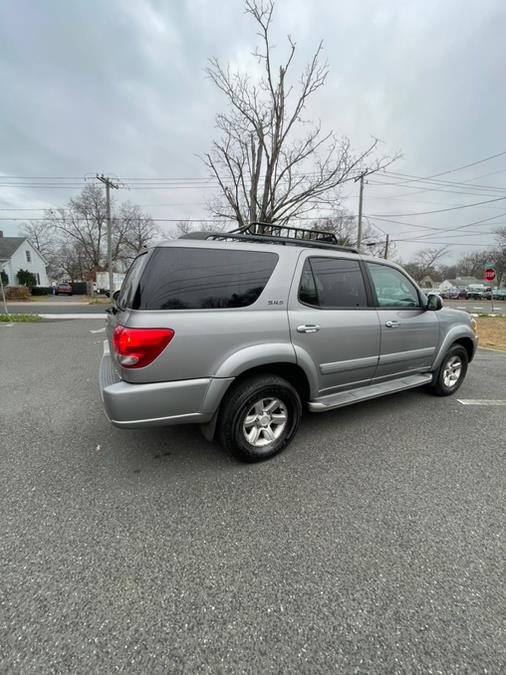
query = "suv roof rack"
(179, 221, 358, 254)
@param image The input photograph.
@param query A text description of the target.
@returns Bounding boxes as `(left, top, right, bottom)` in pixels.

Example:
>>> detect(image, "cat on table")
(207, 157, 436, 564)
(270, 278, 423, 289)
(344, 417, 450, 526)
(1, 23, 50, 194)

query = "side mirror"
(112, 290, 120, 303)
(426, 293, 443, 311)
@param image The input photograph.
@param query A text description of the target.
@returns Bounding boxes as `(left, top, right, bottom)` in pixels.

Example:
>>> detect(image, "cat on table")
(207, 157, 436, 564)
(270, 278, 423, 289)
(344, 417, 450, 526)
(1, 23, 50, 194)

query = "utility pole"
(96, 174, 119, 297)
(384, 234, 390, 259)
(355, 171, 367, 250)
(0, 269, 8, 316)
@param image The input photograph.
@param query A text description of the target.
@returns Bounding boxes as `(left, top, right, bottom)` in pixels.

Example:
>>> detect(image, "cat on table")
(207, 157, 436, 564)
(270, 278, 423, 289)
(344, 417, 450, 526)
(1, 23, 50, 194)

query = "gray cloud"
(1, 0, 506, 260)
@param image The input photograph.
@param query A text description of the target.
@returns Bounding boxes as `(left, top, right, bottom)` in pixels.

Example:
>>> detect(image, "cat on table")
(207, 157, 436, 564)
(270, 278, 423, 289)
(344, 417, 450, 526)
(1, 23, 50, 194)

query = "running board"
(308, 373, 433, 412)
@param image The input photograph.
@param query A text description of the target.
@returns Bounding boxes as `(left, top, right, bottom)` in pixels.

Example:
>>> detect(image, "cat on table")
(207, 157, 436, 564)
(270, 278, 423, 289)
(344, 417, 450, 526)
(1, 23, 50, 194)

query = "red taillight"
(113, 326, 174, 368)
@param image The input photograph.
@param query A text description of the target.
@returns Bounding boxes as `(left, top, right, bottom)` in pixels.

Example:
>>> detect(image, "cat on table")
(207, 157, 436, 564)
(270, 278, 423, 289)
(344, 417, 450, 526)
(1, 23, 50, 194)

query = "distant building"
(440, 276, 486, 290)
(0, 232, 49, 287)
(420, 275, 435, 288)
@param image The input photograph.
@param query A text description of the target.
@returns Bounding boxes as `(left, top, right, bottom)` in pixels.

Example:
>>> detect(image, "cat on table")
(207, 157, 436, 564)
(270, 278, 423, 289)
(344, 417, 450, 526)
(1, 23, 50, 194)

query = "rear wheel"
(429, 345, 468, 396)
(217, 375, 302, 462)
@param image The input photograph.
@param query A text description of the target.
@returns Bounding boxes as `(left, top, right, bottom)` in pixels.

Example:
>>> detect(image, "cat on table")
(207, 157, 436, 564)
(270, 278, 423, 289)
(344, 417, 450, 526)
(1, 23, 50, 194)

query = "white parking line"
(89, 327, 106, 334)
(457, 399, 506, 406)
(39, 313, 106, 320)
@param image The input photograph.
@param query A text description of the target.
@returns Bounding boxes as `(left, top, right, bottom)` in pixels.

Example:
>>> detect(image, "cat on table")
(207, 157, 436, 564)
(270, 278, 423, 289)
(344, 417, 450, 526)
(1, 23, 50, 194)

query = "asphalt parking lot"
(1, 320, 505, 673)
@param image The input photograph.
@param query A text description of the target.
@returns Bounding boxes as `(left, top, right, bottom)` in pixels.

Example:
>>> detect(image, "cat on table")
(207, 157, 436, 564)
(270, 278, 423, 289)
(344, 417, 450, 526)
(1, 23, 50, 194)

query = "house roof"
(0, 236, 26, 261)
(455, 276, 484, 285)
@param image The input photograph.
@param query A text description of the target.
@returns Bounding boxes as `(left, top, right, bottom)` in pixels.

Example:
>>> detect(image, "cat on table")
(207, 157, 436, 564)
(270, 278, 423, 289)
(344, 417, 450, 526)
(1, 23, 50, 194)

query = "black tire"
(429, 345, 468, 396)
(217, 374, 302, 462)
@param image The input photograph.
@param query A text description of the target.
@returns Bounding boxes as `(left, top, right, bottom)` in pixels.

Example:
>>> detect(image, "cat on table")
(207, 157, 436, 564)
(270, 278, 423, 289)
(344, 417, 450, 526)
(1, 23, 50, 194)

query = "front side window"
(366, 263, 420, 308)
(298, 257, 367, 308)
(132, 247, 278, 310)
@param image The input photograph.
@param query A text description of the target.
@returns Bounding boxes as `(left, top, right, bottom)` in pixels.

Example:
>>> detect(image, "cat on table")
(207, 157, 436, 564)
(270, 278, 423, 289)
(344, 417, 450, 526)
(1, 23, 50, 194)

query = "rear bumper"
(99, 342, 233, 428)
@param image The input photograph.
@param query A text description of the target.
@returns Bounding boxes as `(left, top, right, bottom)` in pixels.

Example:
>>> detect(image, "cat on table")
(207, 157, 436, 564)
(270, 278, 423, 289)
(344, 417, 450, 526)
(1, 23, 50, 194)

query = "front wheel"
(429, 345, 468, 396)
(217, 374, 302, 462)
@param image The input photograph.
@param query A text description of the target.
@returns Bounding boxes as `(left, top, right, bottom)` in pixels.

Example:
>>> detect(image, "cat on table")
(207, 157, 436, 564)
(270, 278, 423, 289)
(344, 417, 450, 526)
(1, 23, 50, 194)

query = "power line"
(395, 239, 497, 247)
(382, 212, 506, 246)
(368, 195, 506, 218)
(373, 174, 506, 194)
(369, 210, 506, 232)
(379, 150, 506, 187)
(367, 180, 506, 199)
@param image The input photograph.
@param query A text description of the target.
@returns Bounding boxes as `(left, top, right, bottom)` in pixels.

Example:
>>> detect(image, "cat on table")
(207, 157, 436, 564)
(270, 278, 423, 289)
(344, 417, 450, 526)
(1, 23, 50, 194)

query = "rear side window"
(118, 253, 147, 308)
(299, 257, 367, 308)
(132, 247, 278, 310)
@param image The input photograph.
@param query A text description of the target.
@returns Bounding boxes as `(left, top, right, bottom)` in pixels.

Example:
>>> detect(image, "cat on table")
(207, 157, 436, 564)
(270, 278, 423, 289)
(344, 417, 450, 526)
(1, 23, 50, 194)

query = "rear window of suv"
(130, 247, 278, 310)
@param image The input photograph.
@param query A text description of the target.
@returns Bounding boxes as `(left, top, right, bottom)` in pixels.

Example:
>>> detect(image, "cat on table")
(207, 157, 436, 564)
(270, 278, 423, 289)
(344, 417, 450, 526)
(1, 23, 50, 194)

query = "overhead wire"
(367, 195, 506, 218)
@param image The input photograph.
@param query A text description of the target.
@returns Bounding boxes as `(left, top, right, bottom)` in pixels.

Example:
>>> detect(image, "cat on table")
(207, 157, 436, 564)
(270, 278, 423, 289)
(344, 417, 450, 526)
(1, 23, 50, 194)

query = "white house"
(440, 276, 486, 290)
(0, 232, 49, 287)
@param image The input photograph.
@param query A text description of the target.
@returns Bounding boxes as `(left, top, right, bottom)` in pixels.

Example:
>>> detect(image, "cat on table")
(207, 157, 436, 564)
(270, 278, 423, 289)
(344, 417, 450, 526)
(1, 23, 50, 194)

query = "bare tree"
(44, 184, 157, 276)
(404, 247, 449, 283)
(175, 220, 228, 237)
(204, 0, 397, 227)
(20, 220, 61, 279)
(20, 221, 56, 259)
(46, 183, 107, 273)
(494, 228, 506, 286)
(113, 202, 160, 264)
(310, 211, 394, 258)
(458, 238, 506, 287)
(310, 213, 357, 246)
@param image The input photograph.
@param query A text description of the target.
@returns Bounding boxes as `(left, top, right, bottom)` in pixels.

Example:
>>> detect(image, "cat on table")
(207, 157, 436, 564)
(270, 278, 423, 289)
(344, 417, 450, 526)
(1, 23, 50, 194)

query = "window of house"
(35, 273, 40, 285)
(26, 250, 31, 263)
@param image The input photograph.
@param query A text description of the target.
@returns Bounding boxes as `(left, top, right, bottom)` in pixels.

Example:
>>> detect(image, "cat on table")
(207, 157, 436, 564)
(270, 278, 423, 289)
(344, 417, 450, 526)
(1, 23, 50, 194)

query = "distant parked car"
(55, 282, 72, 296)
(492, 288, 506, 300)
(466, 289, 484, 300)
(421, 288, 441, 297)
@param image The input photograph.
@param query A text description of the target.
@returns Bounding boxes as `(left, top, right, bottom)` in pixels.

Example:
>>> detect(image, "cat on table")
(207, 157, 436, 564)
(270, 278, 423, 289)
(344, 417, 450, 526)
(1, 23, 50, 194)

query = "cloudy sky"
(1, 0, 506, 261)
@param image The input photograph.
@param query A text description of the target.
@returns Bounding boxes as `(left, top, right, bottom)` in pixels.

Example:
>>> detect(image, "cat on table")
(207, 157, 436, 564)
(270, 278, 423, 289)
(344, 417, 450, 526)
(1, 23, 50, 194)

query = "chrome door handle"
(385, 320, 400, 328)
(297, 324, 320, 334)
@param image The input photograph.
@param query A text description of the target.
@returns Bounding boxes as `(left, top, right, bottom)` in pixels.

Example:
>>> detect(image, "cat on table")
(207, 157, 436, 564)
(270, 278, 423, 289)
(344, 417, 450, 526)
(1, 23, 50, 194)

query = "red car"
(55, 282, 73, 296)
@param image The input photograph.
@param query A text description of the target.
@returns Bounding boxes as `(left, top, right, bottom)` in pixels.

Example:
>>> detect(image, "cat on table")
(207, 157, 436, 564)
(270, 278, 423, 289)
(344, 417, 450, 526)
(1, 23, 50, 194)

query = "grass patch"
(88, 298, 111, 305)
(27, 296, 56, 302)
(0, 313, 42, 322)
(477, 316, 506, 350)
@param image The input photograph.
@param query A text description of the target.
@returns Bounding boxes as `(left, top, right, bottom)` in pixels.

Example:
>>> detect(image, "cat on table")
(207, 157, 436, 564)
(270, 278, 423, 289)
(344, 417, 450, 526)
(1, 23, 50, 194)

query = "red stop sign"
(484, 268, 496, 282)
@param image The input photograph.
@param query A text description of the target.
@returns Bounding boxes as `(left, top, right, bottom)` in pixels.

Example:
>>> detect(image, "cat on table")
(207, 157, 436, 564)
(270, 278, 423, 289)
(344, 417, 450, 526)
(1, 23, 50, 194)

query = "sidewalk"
(6, 296, 110, 307)
(7, 301, 90, 306)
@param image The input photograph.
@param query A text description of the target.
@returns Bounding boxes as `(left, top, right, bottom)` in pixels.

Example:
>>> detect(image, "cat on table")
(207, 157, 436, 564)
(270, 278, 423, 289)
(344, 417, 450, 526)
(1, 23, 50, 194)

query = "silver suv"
(99, 224, 478, 462)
